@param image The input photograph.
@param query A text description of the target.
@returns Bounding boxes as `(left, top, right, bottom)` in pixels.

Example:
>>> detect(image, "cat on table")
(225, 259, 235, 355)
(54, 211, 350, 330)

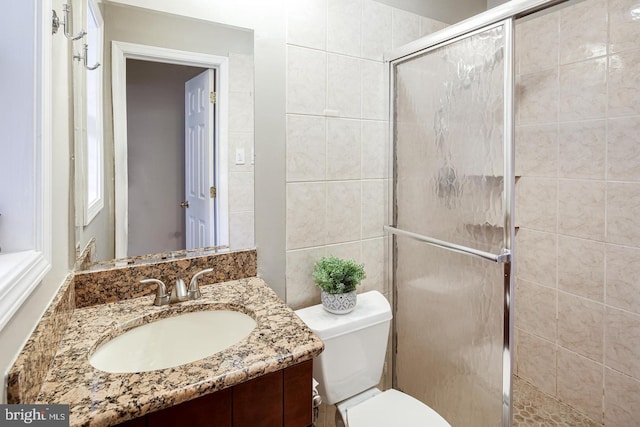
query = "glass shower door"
(387, 20, 514, 427)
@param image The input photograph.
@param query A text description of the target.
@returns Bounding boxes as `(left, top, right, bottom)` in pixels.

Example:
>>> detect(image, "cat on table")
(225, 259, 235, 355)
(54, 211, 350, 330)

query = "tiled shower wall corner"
(284, 1, 445, 426)
(514, 0, 640, 425)
(284, 0, 445, 308)
(228, 53, 256, 249)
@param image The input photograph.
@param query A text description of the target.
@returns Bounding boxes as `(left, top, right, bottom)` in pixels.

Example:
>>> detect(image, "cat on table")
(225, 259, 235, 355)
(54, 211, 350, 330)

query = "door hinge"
(210, 186, 217, 198)
(209, 91, 217, 104)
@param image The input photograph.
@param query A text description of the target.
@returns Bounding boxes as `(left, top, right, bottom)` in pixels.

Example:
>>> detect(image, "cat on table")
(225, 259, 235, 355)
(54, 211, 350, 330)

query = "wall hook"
(61, 3, 86, 40)
(74, 44, 101, 71)
(52, 10, 60, 34)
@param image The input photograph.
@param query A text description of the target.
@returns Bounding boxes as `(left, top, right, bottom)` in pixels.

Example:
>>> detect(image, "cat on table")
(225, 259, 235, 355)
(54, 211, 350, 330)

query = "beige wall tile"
(606, 182, 640, 246)
(559, 58, 607, 121)
(327, 54, 362, 118)
(517, 330, 557, 396)
(516, 279, 557, 342)
(558, 120, 606, 180)
(558, 236, 605, 302)
(517, 228, 557, 287)
(608, 0, 640, 54)
(229, 53, 254, 93)
(604, 368, 640, 427)
(286, 246, 326, 309)
(391, 8, 420, 49)
(362, 60, 388, 121)
(286, 182, 326, 250)
(287, 46, 327, 115)
(326, 181, 361, 244)
(605, 307, 640, 379)
(606, 244, 640, 315)
(286, 115, 326, 182)
(558, 180, 605, 240)
(362, 120, 388, 179)
(419, 16, 447, 37)
(324, 240, 362, 262)
(229, 91, 254, 133)
(608, 117, 640, 182)
(558, 292, 604, 362)
(362, 180, 384, 239)
(558, 0, 607, 64)
(515, 125, 557, 177)
(517, 69, 559, 125)
(516, 12, 559, 74)
(516, 177, 557, 232)
(327, 0, 362, 57)
(229, 211, 254, 249)
(608, 49, 640, 117)
(361, 238, 385, 294)
(557, 348, 604, 423)
(327, 118, 361, 180)
(286, 0, 327, 50)
(229, 171, 255, 213)
(361, 0, 392, 61)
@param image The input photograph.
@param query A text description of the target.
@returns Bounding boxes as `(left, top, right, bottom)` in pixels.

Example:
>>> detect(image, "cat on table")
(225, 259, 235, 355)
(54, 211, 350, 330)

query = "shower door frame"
(384, 1, 574, 426)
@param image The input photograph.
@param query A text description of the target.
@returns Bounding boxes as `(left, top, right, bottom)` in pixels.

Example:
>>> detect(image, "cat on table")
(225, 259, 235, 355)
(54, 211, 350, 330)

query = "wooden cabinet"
(116, 360, 312, 427)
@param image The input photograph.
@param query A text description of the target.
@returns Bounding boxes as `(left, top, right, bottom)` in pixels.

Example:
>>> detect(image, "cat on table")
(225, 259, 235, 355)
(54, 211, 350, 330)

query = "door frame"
(112, 41, 229, 258)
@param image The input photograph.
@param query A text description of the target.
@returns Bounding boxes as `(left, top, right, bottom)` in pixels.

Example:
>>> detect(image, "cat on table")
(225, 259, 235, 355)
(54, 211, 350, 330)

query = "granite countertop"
(36, 277, 324, 427)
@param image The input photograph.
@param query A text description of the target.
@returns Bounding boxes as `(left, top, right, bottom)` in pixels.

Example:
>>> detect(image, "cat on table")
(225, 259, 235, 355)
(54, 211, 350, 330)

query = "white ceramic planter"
(321, 290, 357, 314)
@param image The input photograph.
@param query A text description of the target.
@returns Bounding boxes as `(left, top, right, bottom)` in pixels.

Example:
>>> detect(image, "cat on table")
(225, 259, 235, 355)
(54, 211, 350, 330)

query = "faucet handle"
(188, 268, 214, 300)
(140, 279, 170, 306)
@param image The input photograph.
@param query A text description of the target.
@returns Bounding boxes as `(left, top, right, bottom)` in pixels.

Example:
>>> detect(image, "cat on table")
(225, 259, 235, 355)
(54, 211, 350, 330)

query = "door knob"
(180, 201, 190, 208)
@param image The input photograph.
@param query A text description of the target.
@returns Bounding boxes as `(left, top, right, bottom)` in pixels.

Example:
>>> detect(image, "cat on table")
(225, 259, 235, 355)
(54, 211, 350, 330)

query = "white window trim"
(0, 0, 52, 331)
(82, 0, 105, 225)
(111, 41, 229, 258)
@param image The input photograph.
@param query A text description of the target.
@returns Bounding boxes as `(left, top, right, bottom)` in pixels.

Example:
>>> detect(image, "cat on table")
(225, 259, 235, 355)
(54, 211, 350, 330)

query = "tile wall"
(228, 53, 256, 249)
(284, 2, 445, 425)
(284, 0, 446, 310)
(514, 0, 640, 425)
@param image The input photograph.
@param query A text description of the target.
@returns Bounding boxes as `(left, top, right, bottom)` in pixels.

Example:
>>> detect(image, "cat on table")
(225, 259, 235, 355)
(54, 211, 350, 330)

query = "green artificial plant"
(312, 256, 366, 294)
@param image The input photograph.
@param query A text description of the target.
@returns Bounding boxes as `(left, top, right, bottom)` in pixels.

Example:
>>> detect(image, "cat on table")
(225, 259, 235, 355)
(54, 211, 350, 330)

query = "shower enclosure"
(385, 1, 574, 426)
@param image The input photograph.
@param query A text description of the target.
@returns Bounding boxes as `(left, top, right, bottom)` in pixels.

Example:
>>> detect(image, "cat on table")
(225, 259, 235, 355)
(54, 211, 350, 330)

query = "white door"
(185, 69, 215, 249)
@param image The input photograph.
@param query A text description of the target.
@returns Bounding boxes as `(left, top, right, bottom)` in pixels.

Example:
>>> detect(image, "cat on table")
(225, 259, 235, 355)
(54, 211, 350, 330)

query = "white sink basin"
(89, 310, 256, 373)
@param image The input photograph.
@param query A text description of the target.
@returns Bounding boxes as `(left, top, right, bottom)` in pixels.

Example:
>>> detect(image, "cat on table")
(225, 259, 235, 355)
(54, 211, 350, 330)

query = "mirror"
(74, 2, 255, 262)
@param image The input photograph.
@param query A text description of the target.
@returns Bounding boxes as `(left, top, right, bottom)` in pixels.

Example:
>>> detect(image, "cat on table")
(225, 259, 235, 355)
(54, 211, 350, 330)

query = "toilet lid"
(346, 389, 451, 427)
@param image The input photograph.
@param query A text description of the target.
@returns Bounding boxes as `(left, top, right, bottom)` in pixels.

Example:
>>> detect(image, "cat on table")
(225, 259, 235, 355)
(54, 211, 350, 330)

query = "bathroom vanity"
(117, 360, 312, 427)
(8, 262, 323, 427)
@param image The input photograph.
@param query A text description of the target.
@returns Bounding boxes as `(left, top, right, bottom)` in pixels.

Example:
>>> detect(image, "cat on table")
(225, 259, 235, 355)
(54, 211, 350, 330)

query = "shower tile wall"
(284, 0, 446, 311)
(285, 2, 445, 425)
(515, 0, 640, 425)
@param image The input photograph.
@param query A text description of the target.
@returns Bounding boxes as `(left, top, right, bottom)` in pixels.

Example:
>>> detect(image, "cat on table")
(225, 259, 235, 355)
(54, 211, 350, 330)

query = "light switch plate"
(235, 148, 245, 165)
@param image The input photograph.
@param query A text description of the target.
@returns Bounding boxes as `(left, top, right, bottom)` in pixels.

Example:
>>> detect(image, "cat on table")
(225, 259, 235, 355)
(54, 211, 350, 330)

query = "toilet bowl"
(295, 291, 450, 427)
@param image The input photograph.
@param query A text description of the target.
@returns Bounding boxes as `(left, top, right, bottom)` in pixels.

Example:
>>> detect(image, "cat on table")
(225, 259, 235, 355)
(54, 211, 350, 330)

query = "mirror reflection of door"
(184, 69, 216, 250)
(126, 60, 217, 256)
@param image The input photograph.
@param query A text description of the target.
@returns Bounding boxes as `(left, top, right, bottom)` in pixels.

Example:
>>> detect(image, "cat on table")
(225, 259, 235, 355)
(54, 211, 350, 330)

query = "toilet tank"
(295, 291, 392, 405)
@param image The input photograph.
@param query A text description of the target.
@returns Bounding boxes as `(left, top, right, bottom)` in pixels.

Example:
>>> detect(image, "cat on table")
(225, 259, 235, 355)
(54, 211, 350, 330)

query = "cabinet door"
(147, 387, 232, 427)
(233, 371, 283, 427)
(284, 360, 312, 427)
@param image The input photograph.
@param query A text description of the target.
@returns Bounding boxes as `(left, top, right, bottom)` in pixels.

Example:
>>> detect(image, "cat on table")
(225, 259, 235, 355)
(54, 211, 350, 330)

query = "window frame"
(81, 0, 104, 225)
(0, 0, 52, 331)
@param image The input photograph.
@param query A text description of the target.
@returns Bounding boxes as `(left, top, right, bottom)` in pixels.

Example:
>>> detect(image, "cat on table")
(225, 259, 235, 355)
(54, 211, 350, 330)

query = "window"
(82, 0, 104, 224)
(0, 1, 52, 330)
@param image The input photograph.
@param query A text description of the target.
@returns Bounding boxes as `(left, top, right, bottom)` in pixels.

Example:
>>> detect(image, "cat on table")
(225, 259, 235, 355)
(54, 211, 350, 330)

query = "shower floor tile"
(513, 377, 602, 427)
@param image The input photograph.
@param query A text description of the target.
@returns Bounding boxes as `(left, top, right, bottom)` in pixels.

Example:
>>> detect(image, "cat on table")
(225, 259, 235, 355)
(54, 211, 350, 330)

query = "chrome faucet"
(140, 268, 213, 306)
(188, 268, 213, 300)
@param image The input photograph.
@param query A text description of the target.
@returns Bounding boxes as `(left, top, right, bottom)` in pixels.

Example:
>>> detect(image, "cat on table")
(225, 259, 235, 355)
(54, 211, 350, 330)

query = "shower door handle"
(384, 225, 511, 263)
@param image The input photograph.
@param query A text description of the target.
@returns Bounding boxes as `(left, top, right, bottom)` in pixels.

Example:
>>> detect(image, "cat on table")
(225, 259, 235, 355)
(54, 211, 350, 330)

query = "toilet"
(295, 291, 451, 427)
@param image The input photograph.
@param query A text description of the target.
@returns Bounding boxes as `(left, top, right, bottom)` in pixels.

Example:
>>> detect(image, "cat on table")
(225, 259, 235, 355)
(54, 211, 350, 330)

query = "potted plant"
(313, 256, 366, 314)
